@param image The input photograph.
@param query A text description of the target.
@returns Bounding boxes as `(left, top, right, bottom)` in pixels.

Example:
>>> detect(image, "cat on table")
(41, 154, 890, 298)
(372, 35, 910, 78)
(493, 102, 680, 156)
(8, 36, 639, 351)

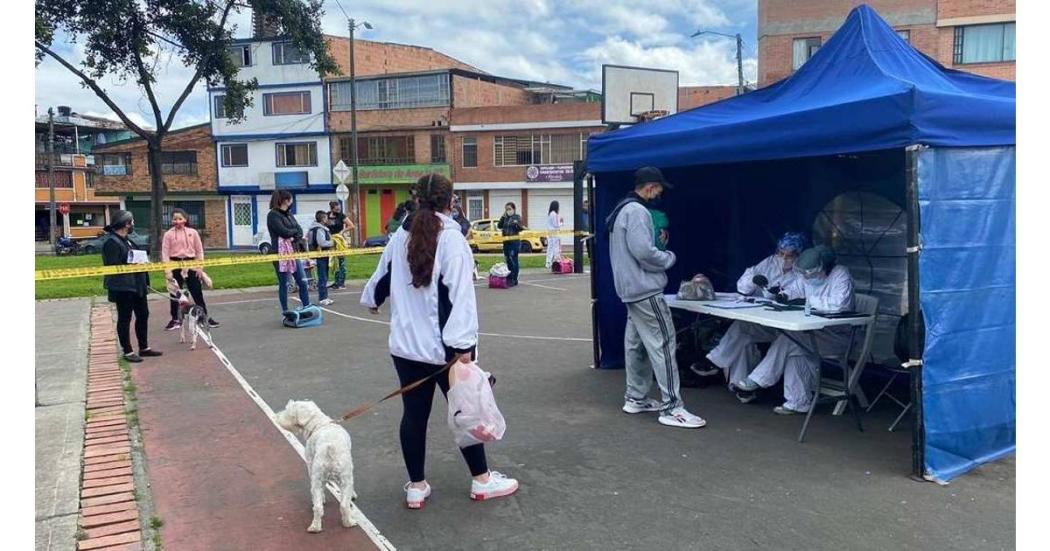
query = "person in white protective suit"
(732, 245, 855, 414)
(703, 232, 806, 400)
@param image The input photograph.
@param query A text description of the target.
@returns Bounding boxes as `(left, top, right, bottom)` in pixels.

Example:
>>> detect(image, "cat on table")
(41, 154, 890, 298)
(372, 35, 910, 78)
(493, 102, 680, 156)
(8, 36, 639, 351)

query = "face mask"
(506, 210, 514, 216)
(805, 275, 827, 289)
(174, 219, 186, 228)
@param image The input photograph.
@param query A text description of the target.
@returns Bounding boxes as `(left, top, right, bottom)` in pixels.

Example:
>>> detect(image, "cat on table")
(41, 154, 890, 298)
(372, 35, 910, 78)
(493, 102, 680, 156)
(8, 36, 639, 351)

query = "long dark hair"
(407, 173, 453, 288)
(171, 208, 190, 227)
(269, 189, 292, 211)
(549, 200, 560, 214)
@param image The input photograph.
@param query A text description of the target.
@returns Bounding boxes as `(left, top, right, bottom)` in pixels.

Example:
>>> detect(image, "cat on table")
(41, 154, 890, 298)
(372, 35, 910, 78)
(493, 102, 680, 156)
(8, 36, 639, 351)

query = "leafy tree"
(36, 0, 340, 257)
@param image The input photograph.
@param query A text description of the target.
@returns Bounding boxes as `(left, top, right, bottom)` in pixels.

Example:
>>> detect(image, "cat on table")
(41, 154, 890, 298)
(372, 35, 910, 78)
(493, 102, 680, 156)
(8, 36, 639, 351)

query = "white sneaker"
(773, 405, 806, 415)
(658, 407, 707, 429)
(404, 481, 431, 509)
(319, 298, 335, 306)
(622, 397, 662, 414)
(470, 471, 519, 501)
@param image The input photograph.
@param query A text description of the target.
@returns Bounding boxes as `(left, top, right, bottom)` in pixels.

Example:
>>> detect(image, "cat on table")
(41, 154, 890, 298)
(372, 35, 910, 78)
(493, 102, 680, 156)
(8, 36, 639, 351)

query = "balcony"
(35, 152, 89, 169)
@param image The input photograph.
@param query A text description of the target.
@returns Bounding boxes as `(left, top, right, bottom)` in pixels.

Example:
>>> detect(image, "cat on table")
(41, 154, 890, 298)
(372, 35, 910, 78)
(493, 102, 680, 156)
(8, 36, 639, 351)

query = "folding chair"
(864, 312, 922, 431)
(865, 364, 912, 431)
(798, 293, 879, 443)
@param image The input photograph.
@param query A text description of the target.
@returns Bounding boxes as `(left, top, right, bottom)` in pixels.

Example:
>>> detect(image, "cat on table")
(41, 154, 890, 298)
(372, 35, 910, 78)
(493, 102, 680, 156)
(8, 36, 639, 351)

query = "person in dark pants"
(308, 210, 334, 306)
(497, 202, 523, 287)
(362, 173, 518, 509)
(162, 208, 219, 330)
(267, 190, 310, 312)
(101, 210, 162, 363)
(326, 200, 353, 289)
(581, 199, 593, 260)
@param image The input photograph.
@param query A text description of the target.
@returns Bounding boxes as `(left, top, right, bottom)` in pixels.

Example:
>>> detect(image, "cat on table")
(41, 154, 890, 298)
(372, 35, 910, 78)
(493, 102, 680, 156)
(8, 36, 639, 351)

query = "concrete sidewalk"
(36, 298, 92, 551)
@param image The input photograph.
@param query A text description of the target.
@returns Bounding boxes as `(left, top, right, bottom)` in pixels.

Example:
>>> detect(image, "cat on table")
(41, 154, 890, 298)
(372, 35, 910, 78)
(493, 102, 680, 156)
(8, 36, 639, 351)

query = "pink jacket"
(162, 226, 204, 262)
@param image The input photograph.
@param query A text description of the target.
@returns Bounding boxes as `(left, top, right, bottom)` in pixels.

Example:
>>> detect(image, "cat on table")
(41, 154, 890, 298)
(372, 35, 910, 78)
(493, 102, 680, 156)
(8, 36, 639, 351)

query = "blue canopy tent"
(585, 5, 1014, 482)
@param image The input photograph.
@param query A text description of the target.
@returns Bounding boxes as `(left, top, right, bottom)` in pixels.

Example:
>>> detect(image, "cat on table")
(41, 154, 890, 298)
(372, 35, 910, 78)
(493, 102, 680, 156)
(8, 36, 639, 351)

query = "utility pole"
(348, 18, 361, 246)
(735, 33, 745, 96)
(47, 108, 57, 247)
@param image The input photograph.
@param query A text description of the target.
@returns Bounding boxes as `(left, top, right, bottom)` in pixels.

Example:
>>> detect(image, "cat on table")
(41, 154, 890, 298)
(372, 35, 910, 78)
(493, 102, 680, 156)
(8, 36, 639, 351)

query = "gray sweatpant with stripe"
(624, 294, 683, 412)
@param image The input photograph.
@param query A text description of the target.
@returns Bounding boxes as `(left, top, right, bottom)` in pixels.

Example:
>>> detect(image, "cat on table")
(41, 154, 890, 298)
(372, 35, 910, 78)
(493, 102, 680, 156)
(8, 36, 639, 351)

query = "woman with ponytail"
(362, 173, 519, 510)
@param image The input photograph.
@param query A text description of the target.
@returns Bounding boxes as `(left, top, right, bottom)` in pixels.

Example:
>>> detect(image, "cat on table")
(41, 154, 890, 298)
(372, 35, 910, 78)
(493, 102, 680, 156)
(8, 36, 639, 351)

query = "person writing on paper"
(732, 245, 855, 415)
(361, 173, 518, 509)
(705, 233, 806, 398)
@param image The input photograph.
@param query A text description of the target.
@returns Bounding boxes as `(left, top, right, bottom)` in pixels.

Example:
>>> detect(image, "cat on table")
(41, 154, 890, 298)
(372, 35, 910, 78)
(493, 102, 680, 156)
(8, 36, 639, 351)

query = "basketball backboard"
(601, 65, 679, 125)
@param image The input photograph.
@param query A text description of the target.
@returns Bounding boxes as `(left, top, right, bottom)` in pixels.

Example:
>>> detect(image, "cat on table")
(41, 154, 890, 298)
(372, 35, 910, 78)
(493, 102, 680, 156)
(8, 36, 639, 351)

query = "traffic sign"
(58, 203, 70, 215)
(335, 184, 349, 203)
(333, 160, 351, 184)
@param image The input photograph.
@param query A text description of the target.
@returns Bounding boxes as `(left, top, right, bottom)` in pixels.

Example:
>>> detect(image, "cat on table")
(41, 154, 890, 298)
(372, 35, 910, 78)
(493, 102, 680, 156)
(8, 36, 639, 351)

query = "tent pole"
(905, 144, 926, 480)
(573, 160, 585, 274)
(587, 173, 600, 369)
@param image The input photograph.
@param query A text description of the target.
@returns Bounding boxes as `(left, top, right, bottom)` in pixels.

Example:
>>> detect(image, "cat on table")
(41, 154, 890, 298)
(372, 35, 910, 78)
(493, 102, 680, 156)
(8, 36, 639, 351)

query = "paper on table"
(706, 299, 765, 310)
(127, 250, 149, 264)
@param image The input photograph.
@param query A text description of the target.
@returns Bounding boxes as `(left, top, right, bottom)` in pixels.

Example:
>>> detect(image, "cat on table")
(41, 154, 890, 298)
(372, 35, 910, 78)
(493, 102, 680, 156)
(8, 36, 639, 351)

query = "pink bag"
(552, 258, 574, 274)
(277, 238, 297, 273)
(447, 361, 506, 448)
(488, 274, 508, 289)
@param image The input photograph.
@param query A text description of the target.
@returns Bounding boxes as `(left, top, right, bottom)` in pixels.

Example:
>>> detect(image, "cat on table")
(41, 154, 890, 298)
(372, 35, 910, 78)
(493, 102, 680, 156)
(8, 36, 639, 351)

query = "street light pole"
(348, 18, 360, 246)
(47, 108, 57, 247)
(691, 30, 746, 95)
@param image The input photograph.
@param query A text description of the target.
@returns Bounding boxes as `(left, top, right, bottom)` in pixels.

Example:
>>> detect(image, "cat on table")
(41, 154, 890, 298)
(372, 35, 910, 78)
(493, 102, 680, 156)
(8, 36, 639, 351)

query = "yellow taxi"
(467, 218, 547, 253)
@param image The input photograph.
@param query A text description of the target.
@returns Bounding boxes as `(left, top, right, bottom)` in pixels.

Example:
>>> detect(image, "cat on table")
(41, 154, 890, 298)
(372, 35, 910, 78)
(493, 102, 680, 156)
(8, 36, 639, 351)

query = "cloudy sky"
(34, 0, 758, 129)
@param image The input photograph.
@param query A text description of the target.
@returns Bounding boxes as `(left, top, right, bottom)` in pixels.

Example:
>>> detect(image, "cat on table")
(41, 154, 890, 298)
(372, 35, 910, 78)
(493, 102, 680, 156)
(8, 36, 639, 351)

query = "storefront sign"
(525, 164, 574, 183)
(356, 164, 450, 184)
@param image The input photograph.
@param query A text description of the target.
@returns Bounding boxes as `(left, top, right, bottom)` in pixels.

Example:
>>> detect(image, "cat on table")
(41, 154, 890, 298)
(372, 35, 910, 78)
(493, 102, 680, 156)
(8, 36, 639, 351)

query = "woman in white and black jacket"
(361, 173, 519, 510)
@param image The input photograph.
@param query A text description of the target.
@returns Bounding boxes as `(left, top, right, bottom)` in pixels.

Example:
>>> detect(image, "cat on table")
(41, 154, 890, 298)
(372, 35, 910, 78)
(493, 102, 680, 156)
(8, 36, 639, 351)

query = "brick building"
(758, 0, 1015, 86)
(678, 85, 740, 110)
(34, 109, 129, 242)
(94, 124, 228, 249)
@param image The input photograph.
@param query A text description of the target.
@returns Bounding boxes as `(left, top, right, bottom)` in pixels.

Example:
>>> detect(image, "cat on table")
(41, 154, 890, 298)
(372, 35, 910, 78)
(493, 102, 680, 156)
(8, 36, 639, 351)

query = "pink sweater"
(162, 226, 204, 261)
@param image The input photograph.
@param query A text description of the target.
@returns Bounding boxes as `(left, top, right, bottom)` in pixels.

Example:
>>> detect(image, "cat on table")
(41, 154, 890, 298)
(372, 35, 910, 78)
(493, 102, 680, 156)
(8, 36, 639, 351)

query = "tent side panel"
(917, 146, 1016, 482)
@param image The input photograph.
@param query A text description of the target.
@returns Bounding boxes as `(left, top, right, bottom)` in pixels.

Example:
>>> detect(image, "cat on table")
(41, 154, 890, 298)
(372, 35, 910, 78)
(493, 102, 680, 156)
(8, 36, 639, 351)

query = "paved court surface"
(140, 272, 1014, 550)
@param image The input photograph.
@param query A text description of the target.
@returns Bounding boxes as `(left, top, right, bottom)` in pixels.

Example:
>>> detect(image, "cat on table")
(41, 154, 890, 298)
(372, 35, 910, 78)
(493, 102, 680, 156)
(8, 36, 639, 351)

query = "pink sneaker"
(470, 471, 519, 501)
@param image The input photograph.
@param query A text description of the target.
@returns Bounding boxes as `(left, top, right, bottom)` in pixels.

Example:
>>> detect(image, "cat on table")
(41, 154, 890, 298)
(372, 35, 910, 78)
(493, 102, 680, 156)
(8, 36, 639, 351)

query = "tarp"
(586, 5, 1015, 172)
(918, 147, 1016, 482)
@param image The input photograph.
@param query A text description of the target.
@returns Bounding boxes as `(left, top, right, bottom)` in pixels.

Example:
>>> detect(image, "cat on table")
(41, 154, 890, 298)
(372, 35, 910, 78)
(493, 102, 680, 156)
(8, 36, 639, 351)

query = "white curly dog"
(274, 400, 358, 533)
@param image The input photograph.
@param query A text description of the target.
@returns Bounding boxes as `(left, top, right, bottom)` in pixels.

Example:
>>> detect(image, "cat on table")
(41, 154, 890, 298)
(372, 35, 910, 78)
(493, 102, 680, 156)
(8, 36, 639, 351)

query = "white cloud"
(581, 36, 756, 88)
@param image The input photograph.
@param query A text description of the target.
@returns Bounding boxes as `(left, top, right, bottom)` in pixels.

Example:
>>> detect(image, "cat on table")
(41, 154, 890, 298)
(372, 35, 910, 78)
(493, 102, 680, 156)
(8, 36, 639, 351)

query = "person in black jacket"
(497, 202, 523, 287)
(267, 190, 310, 312)
(101, 210, 162, 362)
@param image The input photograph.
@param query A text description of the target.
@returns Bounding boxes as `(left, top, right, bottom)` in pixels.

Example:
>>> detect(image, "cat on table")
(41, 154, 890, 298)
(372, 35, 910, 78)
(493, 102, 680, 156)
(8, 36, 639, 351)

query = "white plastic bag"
(489, 263, 510, 277)
(447, 361, 506, 448)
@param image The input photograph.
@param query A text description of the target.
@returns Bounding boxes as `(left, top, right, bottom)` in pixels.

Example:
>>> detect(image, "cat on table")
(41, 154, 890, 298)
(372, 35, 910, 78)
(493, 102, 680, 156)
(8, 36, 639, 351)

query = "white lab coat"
(707, 255, 802, 386)
(748, 265, 855, 411)
(545, 211, 563, 268)
(736, 254, 800, 299)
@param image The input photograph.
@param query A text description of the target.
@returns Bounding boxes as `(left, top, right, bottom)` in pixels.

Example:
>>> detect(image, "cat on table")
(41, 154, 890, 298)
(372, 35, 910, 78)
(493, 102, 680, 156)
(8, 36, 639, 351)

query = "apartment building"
(93, 124, 227, 249)
(758, 0, 1015, 86)
(34, 108, 129, 241)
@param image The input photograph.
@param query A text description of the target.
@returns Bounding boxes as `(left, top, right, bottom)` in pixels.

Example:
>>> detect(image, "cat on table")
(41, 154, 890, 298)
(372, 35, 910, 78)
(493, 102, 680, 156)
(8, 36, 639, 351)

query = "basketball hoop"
(634, 109, 669, 122)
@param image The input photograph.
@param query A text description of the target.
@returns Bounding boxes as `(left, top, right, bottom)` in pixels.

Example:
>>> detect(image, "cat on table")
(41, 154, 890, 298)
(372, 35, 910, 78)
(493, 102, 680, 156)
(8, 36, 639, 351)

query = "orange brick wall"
(328, 107, 449, 133)
(325, 36, 480, 77)
(95, 125, 217, 194)
(200, 198, 228, 249)
(452, 76, 533, 108)
(452, 103, 600, 125)
(937, 0, 1014, 19)
(678, 86, 738, 110)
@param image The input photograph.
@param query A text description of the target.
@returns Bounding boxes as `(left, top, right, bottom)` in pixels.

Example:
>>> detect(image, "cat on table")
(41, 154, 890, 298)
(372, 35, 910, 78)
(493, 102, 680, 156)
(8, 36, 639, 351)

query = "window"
(221, 144, 249, 167)
(339, 136, 415, 165)
(792, 37, 822, 70)
(213, 94, 243, 119)
(328, 73, 451, 111)
(99, 153, 132, 176)
(276, 142, 317, 167)
(35, 170, 73, 188)
(272, 41, 309, 65)
(954, 22, 1015, 64)
(227, 45, 252, 68)
(467, 192, 484, 221)
(462, 137, 477, 168)
(493, 133, 588, 166)
(69, 207, 106, 227)
(430, 135, 446, 163)
(125, 200, 205, 230)
(86, 171, 95, 188)
(263, 91, 311, 116)
(233, 203, 252, 226)
(896, 29, 911, 43)
(150, 151, 197, 176)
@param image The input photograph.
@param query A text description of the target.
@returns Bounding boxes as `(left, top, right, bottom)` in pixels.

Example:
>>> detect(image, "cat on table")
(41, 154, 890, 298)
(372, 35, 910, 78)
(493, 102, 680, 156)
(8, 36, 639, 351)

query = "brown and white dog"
(176, 291, 212, 350)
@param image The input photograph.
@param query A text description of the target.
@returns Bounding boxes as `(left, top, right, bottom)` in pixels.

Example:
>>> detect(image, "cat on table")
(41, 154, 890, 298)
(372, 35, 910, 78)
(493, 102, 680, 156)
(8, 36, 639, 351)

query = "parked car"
(80, 231, 150, 255)
(253, 214, 316, 254)
(467, 218, 546, 253)
(364, 235, 389, 248)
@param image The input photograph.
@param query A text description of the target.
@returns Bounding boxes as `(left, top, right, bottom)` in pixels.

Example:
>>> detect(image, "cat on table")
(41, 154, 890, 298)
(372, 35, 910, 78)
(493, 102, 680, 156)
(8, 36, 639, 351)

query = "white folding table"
(665, 293, 874, 435)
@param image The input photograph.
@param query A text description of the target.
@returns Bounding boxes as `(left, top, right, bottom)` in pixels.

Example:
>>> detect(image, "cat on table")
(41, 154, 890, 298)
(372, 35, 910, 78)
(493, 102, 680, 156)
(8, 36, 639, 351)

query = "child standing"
(308, 210, 335, 306)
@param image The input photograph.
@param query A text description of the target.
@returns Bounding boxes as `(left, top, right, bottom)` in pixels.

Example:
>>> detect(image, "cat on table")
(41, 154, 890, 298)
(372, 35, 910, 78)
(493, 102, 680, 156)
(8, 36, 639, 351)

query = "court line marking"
(520, 282, 567, 291)
(202, 331, 396, 550)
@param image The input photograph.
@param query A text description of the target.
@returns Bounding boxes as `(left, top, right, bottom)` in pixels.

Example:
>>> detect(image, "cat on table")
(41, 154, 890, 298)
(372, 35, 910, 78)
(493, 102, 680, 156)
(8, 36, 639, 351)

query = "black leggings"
(114, 292, 149, 354)
(393, 355, 488, 482)
(169, 266, 207, 320)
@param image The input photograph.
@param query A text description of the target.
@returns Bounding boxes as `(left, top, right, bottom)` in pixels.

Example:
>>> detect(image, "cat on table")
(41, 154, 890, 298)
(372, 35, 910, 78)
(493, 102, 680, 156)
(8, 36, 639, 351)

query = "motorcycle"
(54, 236, 81, 256)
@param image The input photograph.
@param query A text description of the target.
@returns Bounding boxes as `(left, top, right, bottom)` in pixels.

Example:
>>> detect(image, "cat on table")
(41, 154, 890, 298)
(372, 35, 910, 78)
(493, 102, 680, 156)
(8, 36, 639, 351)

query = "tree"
(36, 0, 340, 258)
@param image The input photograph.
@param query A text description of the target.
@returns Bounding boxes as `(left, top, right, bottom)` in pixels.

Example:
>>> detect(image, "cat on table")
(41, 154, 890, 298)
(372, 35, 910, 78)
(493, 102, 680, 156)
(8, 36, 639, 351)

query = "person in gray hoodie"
(309, 210, 336, 305)
(606, 167, 706, 429)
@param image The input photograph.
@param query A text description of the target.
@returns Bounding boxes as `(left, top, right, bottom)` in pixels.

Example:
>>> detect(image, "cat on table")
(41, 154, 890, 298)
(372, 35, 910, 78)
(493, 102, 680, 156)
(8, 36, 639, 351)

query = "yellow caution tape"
(35, 230, 591, 282)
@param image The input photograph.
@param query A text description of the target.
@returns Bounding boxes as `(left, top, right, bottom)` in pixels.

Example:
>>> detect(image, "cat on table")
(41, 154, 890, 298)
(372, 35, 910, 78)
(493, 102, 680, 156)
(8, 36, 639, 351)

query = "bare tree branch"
(131, 16, 165, 134)
(35, 40, 151, 140)
(162, 0, 238, 132)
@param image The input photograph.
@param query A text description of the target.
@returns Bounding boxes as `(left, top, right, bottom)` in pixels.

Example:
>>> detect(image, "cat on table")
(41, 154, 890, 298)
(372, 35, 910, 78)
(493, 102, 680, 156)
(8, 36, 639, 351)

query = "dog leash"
(339, 358, 458, 422)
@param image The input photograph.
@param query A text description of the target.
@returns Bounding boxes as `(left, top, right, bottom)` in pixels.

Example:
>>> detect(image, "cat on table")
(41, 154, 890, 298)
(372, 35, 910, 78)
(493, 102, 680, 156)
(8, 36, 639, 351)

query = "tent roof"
(586, 4, 1016, 173)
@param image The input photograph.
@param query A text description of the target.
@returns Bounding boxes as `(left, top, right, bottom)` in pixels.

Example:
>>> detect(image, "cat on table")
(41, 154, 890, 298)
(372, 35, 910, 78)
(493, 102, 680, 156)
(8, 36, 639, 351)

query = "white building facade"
(210, 38, 337, 248)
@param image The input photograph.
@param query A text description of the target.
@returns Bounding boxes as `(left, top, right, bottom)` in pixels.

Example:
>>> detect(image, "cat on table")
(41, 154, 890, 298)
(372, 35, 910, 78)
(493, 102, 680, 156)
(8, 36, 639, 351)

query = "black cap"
(634, 166, 672, 189)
